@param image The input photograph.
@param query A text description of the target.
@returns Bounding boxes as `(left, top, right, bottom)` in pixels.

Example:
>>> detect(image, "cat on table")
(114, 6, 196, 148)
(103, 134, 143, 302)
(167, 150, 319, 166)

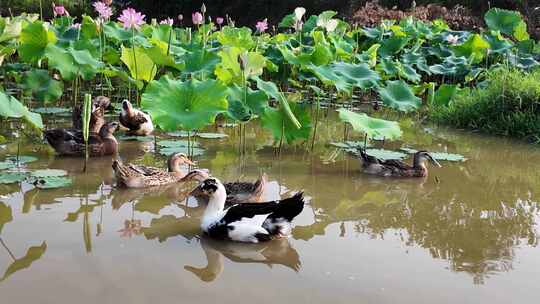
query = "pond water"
(1, 110, 540, 304)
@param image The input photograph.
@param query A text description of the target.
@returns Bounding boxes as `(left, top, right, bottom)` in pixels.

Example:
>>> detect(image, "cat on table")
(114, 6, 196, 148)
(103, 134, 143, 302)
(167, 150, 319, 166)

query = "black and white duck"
(194, 177, 304, 243)
(119, 99, 154, 136)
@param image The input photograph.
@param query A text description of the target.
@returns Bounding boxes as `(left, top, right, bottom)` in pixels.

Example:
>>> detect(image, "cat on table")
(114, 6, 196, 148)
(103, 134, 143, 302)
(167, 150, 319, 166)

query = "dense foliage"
(0, 3, 539, 145)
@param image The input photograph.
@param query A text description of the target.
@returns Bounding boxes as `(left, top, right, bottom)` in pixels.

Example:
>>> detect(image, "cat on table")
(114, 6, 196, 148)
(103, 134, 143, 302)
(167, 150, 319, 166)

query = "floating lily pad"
(0, 172, 28, 184)
(159, 146, 205, 157)
(30, 169, 67, 178)
(33, 107, 70, 114)
(33, 176, 72, 189)
(400, 147, 467, 162)
(197, 132, 228, 139)
(0, 162, 16, 170)
(166, 130, 190, 137)
(157, 140, 200, 148)
(330, 141, 371, 150)
(6, 155, 38, 164)
(365, 149, 407, 160)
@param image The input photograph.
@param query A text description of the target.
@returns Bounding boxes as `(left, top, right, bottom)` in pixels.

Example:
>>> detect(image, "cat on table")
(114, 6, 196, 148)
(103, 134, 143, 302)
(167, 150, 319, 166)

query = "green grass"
(430, 68, 540, 143)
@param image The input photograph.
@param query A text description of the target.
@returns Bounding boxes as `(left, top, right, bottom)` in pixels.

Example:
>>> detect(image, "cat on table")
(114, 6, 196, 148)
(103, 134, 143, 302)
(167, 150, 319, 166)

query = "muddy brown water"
(1, 113, 539, 304)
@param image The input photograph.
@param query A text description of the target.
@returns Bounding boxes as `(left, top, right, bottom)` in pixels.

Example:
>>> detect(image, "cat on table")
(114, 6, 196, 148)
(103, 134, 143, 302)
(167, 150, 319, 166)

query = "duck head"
(196, 178, 223, 197)
(167, 153, 195, 173)
(414, 151, 442, 168)
(181, 169, 210, 182)
(121, 99, 133, 116)
(93, 96, 111, 110)
(99, 122, 120, 138)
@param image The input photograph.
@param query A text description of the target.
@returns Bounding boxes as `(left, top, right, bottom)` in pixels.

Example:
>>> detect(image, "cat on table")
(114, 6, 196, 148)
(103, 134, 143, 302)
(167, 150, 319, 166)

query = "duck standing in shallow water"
(119, 99, 154, 136)
(195, 178, 304, 243)
(182, 169, 267, 206)
(358, 148, 441, 177)
(112, 153, 195, 188)
(44, 122, 119, 157)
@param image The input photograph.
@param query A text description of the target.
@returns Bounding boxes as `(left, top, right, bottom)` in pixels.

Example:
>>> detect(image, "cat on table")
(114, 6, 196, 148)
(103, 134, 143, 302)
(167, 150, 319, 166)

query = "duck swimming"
(119, 99, 154, 136)
(196, 178, 304, 243)
(358, 148, 441, 177)
(182, 169, 267, 205)
(112, 153, 195, 188)
(44, 122, 119, 157)
(72, 95, 111, 133)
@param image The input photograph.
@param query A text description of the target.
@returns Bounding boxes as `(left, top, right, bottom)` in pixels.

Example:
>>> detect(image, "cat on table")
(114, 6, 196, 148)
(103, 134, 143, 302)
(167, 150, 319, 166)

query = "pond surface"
(1, 111, 540, 304)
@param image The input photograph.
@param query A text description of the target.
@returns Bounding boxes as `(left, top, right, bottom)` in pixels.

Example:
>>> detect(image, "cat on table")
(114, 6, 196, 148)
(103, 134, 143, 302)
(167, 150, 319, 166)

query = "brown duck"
(358, 148, 441, 177)
(72, 96, 111, 133)
(112, 153, 195, 188)
(119, 100, 154, 136)
(44, 122, 119, 157)
(181, 169, 267, 205)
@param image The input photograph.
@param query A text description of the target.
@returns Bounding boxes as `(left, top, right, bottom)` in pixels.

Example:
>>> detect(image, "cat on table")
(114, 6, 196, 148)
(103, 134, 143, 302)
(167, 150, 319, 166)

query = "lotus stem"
(0, 238, 16, 261)
(310, 94, 320, 152)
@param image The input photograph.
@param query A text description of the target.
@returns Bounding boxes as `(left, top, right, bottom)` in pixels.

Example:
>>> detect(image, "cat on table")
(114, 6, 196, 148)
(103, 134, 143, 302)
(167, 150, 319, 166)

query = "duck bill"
(429, 156, 442, 168)
(183, 157, 196, 166)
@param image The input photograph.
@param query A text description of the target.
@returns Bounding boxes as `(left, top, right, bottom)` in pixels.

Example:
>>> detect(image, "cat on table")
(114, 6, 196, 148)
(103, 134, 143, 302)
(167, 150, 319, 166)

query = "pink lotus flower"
(93, 1, 113, 20)
(160, 18, 174, 26)
(216, 17, 224, 25)
(192, 12, 203, 25)
(446, 34, 459, 45)
(71, 23, 81, 30)
(118, 8, 146, 29)
(52, 4, 69, 17)
(256, 18, 268, 33)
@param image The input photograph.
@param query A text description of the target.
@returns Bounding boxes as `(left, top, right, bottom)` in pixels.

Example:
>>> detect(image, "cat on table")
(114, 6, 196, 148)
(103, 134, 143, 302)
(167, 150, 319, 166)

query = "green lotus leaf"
(18, 21, 57, 63)
(483, 33, 513, 53)
(453, 34, 490, 63)
(484, 8, 524, 37)
(337, 109, 402, 140)
(103, 22, 132, 42)
(215, 47, 266, 84)
(21, 69, 63, 103)
(5, 155, 38, 164)
(157, 140, 200, 148)
(121, 45, 157, 82)
(30, 169, 67, 178)
(45, 45, 102, 80)
(428, 64, 457, 75)
(365, 148, 407, 160)
(261, 102, 311, 144)
(0, 202, 13, 234)
(399, 64, 421, 83)
(0, 91, 43, 129)
(215, 26, 255, 50)
(142, 77, 228, 131)
(182, 49, 220, 74)
(1, 242, 47, 282)
(0, 172, 27, 184)
(311, 43, 333, 66)
(0, 17, 23, 43)
(378, 80, 422, 112)
(307, 64, 352, 93)
(157, 141, 204, 156)
(332, 62, 380, 90)
(429, 84, 458, 107)
(278, 13, 296, 29)
(400, 148, 466, 162)
(277, 45, 312, 66)
(80, 15, 98, 39)
(379, 36, 409, 57)
(227, 84, 268, 122)
(33, 176, 72, 189)
(255, 77, 301, 129)
(144, 38, 183, 71)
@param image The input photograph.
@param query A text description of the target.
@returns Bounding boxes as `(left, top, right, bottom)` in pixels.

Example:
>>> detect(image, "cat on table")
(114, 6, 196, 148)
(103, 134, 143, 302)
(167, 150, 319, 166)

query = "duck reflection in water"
(185, 236, 301, 282)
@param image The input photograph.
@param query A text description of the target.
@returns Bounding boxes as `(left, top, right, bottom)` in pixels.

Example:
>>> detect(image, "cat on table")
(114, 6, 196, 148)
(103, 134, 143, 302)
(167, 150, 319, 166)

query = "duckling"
(72, 96, 111, 133)
(196, 178, 304, 243)
(119, 99, 154, 136)
(358, 148, 441, 177)
(182, 170, 267, 206)
(44, 122, 119, 157)
(112, 153, 195, 188)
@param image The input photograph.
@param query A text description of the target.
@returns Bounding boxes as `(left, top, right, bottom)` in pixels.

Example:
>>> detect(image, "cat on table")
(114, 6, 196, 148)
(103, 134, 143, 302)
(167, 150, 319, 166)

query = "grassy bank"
(430, 68, 540, 143)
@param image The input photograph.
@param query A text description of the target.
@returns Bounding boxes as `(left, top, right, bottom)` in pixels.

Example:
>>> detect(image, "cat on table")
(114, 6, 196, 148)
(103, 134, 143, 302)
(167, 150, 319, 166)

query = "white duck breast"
(199, 178, 305, 243)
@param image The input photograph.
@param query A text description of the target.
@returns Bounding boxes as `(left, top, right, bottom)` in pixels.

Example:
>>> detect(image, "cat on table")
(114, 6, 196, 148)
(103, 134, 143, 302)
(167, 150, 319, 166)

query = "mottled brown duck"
(358, 148, 441, 177)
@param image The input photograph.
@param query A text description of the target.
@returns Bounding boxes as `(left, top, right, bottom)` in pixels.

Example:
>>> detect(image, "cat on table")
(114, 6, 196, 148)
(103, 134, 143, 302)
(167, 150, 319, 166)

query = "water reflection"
(184, 237, 301, 282)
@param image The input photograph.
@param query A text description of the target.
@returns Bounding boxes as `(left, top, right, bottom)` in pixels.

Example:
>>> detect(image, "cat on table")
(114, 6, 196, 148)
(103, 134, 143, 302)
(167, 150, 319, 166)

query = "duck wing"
(380, 159, 413, 170)
(127, 164, 164, 176)
(119, 111, 148, 130)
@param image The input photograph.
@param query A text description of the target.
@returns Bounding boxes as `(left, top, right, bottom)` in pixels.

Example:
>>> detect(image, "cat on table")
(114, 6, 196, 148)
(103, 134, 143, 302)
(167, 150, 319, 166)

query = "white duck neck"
(202, 182, 227, 229)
